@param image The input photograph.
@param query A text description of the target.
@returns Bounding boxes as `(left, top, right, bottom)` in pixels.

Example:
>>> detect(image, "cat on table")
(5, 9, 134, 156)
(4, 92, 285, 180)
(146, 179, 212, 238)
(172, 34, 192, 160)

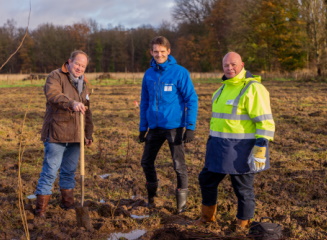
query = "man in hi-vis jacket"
(196, 52, 275, 229)
(139, 36, 198, 213)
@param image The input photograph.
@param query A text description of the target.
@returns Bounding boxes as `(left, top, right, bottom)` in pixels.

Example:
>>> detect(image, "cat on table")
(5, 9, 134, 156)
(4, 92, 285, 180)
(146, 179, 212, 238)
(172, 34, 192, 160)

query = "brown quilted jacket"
(40, 62, 94, 143)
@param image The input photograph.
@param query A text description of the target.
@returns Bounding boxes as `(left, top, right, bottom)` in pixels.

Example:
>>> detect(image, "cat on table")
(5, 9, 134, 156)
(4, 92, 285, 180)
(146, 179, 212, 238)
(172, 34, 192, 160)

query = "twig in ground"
(17, 98, 32, 240)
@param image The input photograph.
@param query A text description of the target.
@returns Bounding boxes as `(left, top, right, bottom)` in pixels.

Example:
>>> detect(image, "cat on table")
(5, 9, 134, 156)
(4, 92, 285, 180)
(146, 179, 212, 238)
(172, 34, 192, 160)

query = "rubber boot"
(35, 195, 51, 218)
(60, 189, 75, 210)
(176, 188, 188, 213)
(194, 204, 217, 225)
(236, 218, 250, 228)
(146, 181, 158, 208)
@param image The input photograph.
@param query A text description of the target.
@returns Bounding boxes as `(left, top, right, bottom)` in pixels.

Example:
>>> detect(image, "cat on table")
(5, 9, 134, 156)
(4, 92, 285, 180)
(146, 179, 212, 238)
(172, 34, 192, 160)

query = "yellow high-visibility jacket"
(204, 68, 275, 174)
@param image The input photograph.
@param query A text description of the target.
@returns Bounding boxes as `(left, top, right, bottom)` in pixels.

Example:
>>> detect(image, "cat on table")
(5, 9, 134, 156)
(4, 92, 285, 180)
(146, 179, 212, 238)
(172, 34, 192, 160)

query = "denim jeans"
(199, 167, 255, 220)
(35, 141, 80, 195)
(141, 128, 188, 189)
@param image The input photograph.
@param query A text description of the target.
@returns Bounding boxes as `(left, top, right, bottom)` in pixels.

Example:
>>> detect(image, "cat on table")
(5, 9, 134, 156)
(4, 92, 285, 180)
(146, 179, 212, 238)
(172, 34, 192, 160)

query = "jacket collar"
(221, 68, 258, 85)
(150, 55, 177, 71)
(61, 62, 69, 74)
(61, 61, 88, 83)
(222, 68, 247, 85)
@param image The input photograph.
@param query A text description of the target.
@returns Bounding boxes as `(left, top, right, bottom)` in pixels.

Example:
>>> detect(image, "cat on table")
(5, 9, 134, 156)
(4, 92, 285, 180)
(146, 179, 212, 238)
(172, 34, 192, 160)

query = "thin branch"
(0, 0, 31, 71)
(16, 2, 32, 240)
(18, 98, 32, 240)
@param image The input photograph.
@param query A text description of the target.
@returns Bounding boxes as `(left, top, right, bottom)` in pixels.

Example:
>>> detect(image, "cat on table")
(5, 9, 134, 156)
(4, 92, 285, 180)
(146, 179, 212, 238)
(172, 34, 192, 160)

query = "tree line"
(0, 0, 326, 75)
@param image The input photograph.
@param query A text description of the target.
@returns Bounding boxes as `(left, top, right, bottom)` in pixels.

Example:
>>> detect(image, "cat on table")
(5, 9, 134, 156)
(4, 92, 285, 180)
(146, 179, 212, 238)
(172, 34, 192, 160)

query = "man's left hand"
(253, 145, 266, 159)
(85, 138, 92, 146)
(252, 145, 267, 171)
(183, 129, 194, 143)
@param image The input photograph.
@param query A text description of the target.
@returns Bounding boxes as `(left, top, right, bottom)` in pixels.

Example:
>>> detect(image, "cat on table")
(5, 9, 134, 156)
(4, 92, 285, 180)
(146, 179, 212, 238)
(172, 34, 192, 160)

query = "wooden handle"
(80, 113, 85, 176)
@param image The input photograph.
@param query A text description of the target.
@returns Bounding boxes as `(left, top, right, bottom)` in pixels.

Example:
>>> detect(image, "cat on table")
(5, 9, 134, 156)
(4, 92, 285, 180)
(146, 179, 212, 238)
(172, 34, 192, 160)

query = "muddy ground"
(0, 79, 326, 239)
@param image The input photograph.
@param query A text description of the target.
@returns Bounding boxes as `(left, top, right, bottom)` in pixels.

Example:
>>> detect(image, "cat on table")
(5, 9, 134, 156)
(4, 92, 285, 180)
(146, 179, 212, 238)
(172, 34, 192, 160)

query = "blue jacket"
(139, 55, 198, 131)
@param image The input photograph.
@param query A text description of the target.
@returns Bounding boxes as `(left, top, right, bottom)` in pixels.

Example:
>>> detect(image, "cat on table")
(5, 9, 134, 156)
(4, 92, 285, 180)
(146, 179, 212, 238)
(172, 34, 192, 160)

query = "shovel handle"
(80, 112, 85, 206)
(80, 113, 85, 176)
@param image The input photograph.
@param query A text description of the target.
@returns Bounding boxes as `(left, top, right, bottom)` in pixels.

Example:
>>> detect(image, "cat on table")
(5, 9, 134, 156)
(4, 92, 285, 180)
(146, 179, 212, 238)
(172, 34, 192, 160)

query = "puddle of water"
(130, 214, 149, 219)
(99, 173, 111, 179)
(27, 194, 36, 199)
(108, 229, 146, 240)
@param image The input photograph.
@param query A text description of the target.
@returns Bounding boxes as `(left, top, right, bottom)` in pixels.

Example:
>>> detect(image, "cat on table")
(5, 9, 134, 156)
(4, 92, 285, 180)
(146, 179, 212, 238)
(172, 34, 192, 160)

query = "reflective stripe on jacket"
(210, 68, 275, 140)
(204, 68, 275, 174)
(139, 55, 198, 131)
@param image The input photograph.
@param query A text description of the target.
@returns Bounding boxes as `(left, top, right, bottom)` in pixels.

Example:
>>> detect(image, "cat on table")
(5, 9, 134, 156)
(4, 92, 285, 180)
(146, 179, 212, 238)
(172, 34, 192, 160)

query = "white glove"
(248, 156, 266, 171)
(248, 146, 266, 171)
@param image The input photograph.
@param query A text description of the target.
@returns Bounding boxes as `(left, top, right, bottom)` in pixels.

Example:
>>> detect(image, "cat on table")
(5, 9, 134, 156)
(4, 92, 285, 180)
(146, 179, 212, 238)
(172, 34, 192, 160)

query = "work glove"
(183, 129, 194, 143)
(138, 131, 147, 143)
(247, 138, 268, 171)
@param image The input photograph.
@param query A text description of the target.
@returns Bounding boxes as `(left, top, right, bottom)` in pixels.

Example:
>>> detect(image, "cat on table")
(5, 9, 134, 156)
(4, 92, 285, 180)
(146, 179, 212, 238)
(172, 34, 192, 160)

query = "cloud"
(0, 0, 175, 30)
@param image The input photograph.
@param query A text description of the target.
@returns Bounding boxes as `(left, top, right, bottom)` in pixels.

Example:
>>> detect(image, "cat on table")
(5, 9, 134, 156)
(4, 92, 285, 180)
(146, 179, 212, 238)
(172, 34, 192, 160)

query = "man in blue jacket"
(139, 36, 198, 213)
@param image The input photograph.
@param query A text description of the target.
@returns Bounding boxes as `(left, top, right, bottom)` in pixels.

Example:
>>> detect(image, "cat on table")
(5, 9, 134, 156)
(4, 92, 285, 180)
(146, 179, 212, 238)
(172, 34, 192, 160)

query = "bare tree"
(172, 0, 215, 24)
(300, 0, 327, 75)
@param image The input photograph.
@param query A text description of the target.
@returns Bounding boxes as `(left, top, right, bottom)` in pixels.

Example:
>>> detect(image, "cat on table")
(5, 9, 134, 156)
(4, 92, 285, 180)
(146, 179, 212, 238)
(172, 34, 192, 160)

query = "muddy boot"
(60, 189, 75, 210)
(146, 181, 158, 208)
(236, 218, 250, 229)
(35, 195, 51, 218)
(194, 204, 217, 225)
(176, 188, 188, 213)
(231, 218, 251, 236)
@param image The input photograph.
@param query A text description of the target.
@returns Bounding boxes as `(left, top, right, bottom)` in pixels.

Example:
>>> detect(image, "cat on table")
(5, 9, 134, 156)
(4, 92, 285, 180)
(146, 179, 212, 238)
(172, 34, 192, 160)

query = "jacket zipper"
(155, 81, 157, 126)
(155, 75, 161, 127)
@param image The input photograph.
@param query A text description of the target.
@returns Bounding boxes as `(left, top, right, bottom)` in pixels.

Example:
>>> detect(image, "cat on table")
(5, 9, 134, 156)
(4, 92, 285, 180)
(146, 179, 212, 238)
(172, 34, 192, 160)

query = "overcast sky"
(0, 0, 176, 30)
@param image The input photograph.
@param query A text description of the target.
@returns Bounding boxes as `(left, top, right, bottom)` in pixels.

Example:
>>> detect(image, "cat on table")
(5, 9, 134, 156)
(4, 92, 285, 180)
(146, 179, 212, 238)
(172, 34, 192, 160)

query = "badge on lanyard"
(164, 85, 173, 91)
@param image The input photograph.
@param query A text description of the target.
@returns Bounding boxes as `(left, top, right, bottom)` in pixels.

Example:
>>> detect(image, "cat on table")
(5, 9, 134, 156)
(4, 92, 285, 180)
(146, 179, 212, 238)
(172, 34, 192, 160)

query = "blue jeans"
(35, 141, 80, 195)
(199, 167, 255, 220)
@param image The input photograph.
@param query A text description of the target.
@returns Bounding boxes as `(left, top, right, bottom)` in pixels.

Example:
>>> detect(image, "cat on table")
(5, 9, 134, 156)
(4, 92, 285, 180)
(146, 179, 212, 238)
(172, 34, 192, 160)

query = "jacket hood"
(150, 55, 177, 71)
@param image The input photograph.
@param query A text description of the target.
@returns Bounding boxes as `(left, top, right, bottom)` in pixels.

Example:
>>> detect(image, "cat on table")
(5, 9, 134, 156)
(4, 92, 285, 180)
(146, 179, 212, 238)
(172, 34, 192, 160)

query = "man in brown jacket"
(34, 50, 94, 217)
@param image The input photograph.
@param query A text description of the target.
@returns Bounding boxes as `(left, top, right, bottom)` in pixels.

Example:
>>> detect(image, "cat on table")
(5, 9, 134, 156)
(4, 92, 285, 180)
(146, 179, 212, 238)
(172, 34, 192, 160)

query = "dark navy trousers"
(199, 167, 255, 220)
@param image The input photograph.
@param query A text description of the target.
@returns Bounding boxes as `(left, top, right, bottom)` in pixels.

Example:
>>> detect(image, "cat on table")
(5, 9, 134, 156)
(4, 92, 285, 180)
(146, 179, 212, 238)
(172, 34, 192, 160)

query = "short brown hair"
(69, 50, 89, 63)
(150, 36, 171, 51)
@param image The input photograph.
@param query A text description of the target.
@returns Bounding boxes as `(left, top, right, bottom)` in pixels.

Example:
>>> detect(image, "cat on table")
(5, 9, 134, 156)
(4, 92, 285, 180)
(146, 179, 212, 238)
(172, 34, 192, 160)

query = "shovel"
(75, 112, 93, 230)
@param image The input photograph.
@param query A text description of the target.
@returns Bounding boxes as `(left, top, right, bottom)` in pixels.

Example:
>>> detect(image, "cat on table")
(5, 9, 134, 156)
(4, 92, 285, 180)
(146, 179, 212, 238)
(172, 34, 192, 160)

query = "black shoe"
(146, 181, 158, 208)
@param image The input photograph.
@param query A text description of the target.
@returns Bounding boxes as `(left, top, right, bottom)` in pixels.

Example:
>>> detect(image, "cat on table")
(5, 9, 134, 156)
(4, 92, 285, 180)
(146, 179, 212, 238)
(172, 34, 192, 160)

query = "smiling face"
(150, 44, 171, 64)
(222, 52, 244, 79)
(68, 53, 88, 78)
